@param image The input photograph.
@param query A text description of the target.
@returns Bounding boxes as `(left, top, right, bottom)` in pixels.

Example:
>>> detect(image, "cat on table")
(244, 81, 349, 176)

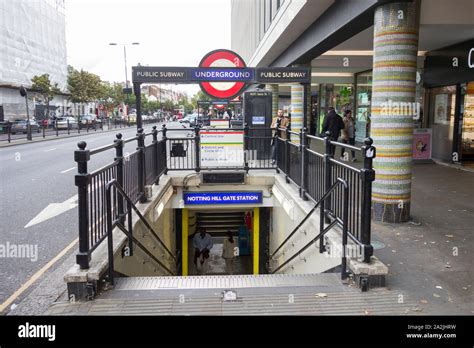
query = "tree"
(31, 74, 60, 118)
(67, 66, 104, 115)
(191, 90, 211, 110)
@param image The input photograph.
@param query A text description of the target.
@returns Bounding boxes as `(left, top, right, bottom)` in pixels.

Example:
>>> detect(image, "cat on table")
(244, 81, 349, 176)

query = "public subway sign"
(132, 49, 312, 99)
(255, 67, 311, 83)
(132, 66, 311, 84)
(183, 191, 263, 205)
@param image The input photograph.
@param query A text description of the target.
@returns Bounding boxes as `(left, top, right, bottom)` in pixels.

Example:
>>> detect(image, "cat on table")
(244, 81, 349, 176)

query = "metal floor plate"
(114, 273, 341, 291)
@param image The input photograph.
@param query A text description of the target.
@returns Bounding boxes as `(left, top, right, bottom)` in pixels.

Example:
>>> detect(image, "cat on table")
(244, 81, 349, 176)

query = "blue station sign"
(190, 68, 254, 82)
(183, 191, 263, 205)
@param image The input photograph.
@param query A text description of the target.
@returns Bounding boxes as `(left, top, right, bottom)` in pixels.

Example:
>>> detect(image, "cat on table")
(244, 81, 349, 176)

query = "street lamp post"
(109, 42, 139, 115)
(19, 85, 32, 141)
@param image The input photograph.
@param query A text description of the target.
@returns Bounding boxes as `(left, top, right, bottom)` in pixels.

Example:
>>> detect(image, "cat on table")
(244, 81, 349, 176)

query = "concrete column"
(265, 84, 279, 118)
(371, 1, 420, 223)
(290, 84, 304, 143)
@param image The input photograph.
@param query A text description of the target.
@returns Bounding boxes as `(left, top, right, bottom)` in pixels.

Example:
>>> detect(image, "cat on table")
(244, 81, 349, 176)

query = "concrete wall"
(270, 175, 342, 274)
(114, 182, 177, 277)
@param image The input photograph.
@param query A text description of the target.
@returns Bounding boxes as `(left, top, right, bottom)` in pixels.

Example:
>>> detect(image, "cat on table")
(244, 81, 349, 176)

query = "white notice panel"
(200, 131, 244, 167)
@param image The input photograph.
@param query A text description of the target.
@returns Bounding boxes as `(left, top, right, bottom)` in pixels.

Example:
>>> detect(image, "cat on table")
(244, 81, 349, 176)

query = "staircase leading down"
(196, 211, 245, 236)
(46, 273, 417, 315)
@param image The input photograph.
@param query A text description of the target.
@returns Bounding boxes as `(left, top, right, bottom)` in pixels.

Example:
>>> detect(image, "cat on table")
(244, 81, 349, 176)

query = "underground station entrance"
(52, 50, 397, 315)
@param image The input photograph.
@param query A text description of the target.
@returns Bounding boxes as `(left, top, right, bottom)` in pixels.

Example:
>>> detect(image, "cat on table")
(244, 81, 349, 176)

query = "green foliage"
(191, 90, 211, 109)
(31, 74, 60, 105)
(67, 66, 103, 104)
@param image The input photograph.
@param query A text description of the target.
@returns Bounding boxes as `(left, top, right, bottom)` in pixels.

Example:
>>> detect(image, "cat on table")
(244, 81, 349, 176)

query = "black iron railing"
(105, 179, 176, 284)
(270, 178, 350, 279)
(75, 123, 375, 270)
(274, 129, 376, 263)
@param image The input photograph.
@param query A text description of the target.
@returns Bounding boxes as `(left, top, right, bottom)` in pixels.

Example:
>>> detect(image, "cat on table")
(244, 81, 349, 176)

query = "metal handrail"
(105, 179, 176, 284)
(107, 179, 176, 261)
(270, 178, 344, 259)
(270, 178, 349, 279)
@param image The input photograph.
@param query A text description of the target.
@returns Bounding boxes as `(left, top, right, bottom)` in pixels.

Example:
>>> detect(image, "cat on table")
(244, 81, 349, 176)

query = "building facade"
(231, 0, 474, 222)
(0, 0, 68, 120)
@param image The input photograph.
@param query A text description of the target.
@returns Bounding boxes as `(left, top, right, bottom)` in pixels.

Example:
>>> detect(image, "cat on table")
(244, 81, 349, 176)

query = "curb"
(0, 126, 139, 148)
(432, 158, 474, 173)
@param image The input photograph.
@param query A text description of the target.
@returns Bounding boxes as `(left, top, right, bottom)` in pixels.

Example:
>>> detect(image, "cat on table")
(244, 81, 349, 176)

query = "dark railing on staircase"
(270, 178, 350, 279)
(105, 179, 177, 285)
(74, 123, 375, 273)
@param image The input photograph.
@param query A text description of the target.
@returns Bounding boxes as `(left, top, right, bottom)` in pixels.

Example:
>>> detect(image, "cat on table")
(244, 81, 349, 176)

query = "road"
(0, 120, 191, 310)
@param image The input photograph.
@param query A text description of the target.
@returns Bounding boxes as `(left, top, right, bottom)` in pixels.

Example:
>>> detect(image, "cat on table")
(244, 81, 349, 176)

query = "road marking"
(60, 167, 76, 174)
(44, 148, 56, 152)
(0, 237, 78, 314)
(25, 195, 78, 228)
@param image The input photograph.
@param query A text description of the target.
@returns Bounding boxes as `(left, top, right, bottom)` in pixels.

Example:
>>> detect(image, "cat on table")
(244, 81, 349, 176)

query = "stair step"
(113, 273, 341, 291)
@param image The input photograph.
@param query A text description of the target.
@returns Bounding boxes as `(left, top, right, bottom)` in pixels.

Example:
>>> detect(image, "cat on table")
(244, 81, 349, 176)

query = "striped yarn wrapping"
(371, 2, 419, 206)
(290, 84, 304, 143)
(266, 84, 279, 119)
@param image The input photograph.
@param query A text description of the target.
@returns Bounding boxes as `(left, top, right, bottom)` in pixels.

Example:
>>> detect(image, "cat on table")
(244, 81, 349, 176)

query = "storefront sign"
(200, 131, 244, 167)
(413, 128, 432, 160)
(256, 67, 311, 83)
(183, 191, 263, 205)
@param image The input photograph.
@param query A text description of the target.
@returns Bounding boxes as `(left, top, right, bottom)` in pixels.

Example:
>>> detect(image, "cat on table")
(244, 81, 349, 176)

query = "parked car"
(10, 119, 40, 134)
(0, 121, 10, 134)
(79, 115, 100, 129)
(56, 116, 78, 130)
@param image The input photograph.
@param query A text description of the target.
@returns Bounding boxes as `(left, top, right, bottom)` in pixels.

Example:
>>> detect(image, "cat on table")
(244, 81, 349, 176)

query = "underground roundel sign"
(199, 49, 247, 100)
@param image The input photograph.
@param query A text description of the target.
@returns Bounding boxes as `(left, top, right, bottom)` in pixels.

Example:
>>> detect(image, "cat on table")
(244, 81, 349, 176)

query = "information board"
(200, 131, 244, 167)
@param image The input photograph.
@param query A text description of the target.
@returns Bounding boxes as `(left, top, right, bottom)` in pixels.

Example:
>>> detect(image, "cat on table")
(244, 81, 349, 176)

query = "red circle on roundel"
(199, 49, 247, 100)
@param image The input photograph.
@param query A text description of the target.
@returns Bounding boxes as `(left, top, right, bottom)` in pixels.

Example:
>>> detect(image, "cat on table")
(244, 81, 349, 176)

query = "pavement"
(371, 163, 474, 315)
(2, 129, 473, 315)
(0, 121, 180, 314)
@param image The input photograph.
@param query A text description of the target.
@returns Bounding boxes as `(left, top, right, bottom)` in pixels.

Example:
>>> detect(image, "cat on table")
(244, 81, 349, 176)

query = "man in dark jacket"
(322, 107, 344, 156)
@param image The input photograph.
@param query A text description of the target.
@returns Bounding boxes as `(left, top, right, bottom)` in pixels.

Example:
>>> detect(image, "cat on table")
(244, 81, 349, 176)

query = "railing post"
(194, 125, 200, 173)
(244, 123, 250, 173)
(300, 127, 308, 200)
(162, 124, 168, 174)
(7, 122, 11, 143)
(360, 137, 376, 263)
(152, 125, 159, 185)
(285, 126, 291, 183)
(137, 128, 146, 203)
(320, 131, 332, 252)
(114, 133, 125, 224)
(75, 141, 91, 269)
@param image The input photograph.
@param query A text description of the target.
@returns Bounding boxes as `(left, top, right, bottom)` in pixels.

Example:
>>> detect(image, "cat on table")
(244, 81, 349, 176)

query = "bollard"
(75, 141, 91, 269)
(361, 137, 376, 263)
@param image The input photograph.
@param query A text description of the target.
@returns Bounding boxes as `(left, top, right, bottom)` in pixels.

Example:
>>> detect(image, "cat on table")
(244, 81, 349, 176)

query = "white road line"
(60, 167, 76, 174)
(44, 148, 56, 152)
(0, 237, 78, 314)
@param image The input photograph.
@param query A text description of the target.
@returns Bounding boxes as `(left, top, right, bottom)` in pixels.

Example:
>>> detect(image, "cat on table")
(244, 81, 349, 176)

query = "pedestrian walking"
(193, 228, 213, 275)
(340, 110, 356, 161)
(322, 107, 344, 157)
(270, 109, 284, 164)
(222, 231, 237, 275)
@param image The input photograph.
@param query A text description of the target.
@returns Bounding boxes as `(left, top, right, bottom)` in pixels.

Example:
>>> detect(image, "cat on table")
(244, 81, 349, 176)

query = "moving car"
(10, 119, 40, 134)
(180, 113, 199, 126)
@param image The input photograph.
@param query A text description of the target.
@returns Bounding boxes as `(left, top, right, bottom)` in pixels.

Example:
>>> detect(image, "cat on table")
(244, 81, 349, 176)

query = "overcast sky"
(65, 0, 231, 96)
